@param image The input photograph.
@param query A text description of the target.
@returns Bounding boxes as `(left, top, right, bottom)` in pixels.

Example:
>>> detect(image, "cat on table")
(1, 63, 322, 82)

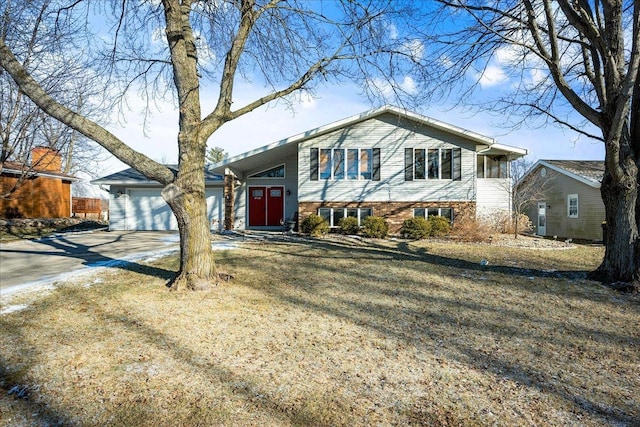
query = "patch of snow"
(0, 304, 29, 315)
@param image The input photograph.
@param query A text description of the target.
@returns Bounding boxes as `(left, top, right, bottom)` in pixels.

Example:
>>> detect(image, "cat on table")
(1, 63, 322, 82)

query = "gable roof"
(1, 160, 79, 181)
(209, 105, 527, 174)
(531, 160, 605, 188)
(91, 165, 223, 186)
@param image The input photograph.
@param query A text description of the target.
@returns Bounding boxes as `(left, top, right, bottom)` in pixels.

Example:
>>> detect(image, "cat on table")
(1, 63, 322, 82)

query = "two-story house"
(94, 106, 526, 232)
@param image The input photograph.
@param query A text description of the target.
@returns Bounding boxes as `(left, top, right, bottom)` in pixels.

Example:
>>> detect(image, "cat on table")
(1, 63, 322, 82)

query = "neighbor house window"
(405, 148, 461, 181)
(413, 207, 454, 222)
(477, 155, 509, 178)
(318, 207, 373, 227)
(310, 148, 380, 181)
(568, 194, 579, 218)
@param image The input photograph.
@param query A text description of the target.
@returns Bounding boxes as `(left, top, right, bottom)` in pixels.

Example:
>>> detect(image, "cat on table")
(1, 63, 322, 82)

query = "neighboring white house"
(93, 106, 527, 233)
(518, 160, 605, 241)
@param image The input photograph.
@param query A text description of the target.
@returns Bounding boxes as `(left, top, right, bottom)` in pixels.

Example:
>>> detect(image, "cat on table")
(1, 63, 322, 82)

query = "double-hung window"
(311, 148, 380, 181)
(405, 148, 461, 181)
(567, 194, 579, 218)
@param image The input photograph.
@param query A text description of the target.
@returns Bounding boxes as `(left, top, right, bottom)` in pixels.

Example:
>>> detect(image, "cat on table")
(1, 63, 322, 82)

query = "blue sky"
(102, 80, 605, 175)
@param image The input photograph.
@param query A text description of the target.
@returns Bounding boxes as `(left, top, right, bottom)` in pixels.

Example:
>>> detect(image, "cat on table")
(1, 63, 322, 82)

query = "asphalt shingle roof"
(93, 165, 223, 184)
(543, 160, 605, 186)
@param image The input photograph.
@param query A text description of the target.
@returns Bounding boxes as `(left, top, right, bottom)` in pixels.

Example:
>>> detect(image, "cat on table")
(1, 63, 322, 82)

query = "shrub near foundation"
(400, 217, 431, 239)
(362, 216, 389, 238)
(301, 214, 329, 237)
(428, 215, 451, 237)
(338, 216, 360, 235)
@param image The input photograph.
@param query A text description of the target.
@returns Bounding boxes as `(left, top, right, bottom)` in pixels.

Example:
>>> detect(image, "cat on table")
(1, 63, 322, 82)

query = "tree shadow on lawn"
(231, 238, 639, 425)
(257, 236, 601, 301)
(0, 288, 348, 427)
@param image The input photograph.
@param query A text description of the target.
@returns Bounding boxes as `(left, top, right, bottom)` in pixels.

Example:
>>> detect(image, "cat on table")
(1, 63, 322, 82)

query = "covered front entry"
(248, 186, 284, 227)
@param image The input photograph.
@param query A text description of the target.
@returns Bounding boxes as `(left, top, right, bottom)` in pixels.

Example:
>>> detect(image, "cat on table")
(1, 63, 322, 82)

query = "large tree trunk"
(589, 152, 640, 290)
(162, 162, 217, 291)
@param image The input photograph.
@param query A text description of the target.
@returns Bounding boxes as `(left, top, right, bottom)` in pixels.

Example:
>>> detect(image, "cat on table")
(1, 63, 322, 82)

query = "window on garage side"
(567, 194, 579, 218)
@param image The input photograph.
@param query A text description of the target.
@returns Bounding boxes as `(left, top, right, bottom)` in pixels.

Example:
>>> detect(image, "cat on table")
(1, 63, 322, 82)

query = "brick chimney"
(31, 146, 62, 172)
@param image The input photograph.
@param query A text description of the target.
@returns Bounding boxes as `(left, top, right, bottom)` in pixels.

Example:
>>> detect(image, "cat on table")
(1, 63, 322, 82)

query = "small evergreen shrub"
(428, 215, 451, 237)
(362, 216, 389, 238)
(300, 214, 329, 237)
(400, 216, 431, 239)
(338, 216, 360, 235)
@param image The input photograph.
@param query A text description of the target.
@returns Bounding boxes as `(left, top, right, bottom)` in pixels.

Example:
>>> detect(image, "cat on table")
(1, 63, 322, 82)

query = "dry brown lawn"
(0, 236, 638, 426)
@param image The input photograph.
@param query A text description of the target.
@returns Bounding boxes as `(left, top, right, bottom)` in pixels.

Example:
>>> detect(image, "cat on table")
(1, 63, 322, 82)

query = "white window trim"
(318, 148, 373, 181)
(249, 164, 286, 179)
(412, 148, 453, 180)
(413, 207, 454, 222)
(318, 207, 372, 227)
(567, 194, 579, 218)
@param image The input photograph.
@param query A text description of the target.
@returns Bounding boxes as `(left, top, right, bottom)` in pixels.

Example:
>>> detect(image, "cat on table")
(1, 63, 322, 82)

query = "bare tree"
(511, 159, 552, 238)
(0, 0, 425, 290)
(0, 0, 108, 200)
(417, 0, 639, 287)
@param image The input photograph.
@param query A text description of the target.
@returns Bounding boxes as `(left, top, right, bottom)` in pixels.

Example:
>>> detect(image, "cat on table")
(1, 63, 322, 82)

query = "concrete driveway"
(0, 231, 181, 297)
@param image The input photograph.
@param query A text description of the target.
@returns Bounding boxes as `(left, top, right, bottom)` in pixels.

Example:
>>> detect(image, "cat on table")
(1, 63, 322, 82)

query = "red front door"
(248, 186, 284, 227)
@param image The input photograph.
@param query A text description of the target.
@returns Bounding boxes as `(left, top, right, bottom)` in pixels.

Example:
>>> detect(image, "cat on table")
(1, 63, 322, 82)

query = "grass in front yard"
(0, 238, 638, 426)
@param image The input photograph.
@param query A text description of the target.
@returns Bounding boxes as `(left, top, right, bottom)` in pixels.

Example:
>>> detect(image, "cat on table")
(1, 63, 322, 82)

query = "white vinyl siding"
(476, 178, 511, 219)
(298, 114, 476, 203)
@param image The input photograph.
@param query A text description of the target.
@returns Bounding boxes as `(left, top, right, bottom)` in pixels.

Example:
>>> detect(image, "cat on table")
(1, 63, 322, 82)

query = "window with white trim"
(318, 207, 373, 227)
(413, 207, 454, 222)
(249, 164, 285, 178)
(405, 148, 461, 181)
(477, 155, 509, 178)
(567, 194, 579, 218)
(311, 148, 380, 181)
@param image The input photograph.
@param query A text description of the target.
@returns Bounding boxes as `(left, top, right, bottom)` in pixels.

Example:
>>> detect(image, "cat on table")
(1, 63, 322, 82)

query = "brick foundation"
(298, 201, 476, 233)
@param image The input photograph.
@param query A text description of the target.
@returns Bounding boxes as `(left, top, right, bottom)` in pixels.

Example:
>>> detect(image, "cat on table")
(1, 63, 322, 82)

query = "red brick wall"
(0, 175, 72, 218)
(298, 201, 476, 233)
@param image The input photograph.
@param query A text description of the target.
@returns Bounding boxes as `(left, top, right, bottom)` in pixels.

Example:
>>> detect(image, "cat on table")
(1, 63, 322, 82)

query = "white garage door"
(127, 188, 223, 231)
(129, 189, 176, 231)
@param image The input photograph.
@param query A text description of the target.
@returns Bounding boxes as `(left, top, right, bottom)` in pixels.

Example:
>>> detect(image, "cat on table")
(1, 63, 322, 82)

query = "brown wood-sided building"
(0, 147, 78, 218)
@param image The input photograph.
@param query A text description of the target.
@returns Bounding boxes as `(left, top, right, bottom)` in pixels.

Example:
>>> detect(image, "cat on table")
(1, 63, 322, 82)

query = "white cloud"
(400, 75, 417, 94)
(477, 65, 508, 87)
(387, 23, 398, 40)
(402, 39, 425, 61)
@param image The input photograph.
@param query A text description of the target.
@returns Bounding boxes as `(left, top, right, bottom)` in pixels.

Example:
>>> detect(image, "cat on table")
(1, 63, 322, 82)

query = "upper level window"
(567, 194, 579, 218)
(405, 148, 461, 181)
(249, 164, 285, 178)
(477, 155, 509, 178)
(311, 148, 380, 181)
